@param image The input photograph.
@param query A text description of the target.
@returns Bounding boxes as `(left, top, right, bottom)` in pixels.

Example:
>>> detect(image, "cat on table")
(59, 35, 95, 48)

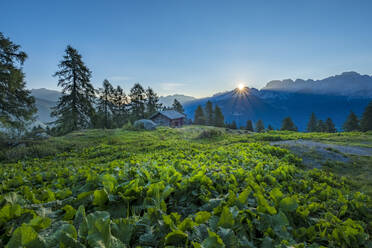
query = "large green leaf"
(218, 207, 235, 228)
(93, 189, 109, 207)
(6, 224, 44, 248)
(279, 197, 298, 212)
(164, 230, 188, 246)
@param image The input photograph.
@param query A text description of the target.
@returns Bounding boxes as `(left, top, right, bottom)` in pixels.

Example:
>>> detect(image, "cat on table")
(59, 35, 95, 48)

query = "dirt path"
(270, 139, 372, 168)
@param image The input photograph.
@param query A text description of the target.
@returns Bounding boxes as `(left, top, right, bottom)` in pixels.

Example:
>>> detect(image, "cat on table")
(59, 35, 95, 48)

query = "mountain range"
(30, 72, 372, 131)
(183, 72, 372, 130)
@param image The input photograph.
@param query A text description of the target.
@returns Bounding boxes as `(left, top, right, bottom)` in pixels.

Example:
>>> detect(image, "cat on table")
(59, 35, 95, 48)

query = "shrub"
(197, 129, 222, 139)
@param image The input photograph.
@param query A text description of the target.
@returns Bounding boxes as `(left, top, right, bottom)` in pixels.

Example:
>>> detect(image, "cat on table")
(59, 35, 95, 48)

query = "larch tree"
(255, 120, 265, 132)
(51, 45, 95, 134)
(343, 111, 360, 132)
(230, 120, 237, 129)
(97, 79, 114, 129)
(325, 117, 337, 133)
(317, 120, 327, 132)
(129, 83, 146, 121)
(172, 99, 184, 114)
(146, 87, 162, 117)
(213, 105, 224, 127)
(193, 105, 205, 125)
(111, 85, 128, 128)
(281, 117, 298, 131)
(245, 120, 254, 131)
(361, 101, 372, 131)
(204, 100, 214, 126)
(307, 112, 318, 132)
(0, 32, 36, 130)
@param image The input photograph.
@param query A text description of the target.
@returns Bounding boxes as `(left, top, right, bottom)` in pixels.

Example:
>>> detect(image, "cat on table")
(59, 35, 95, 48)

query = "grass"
(0, 126, 371, 247)
(2, 126, 372, 198)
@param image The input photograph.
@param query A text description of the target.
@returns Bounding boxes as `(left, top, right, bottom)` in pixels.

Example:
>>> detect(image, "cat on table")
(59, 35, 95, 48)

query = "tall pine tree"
(317, 120, 327, 132)
(172, 99, 184, 113)
(343, 111, 360, 132)
(0, 32, 36, 130)
(281, 117, 298, 131)
(96, 79, 114, 129)
(204, 101, 214, 126)
(213, 105, 224, 127)
(255, 120, 265, 132)
(230, 120, 237, 129)
(194, 105, 205, 125)
(111, 85, 128, 128)
(307, 112, 318, 132)
(325, 117, 337, 133)
(245, 120, 254, 131)
(361, 101, 372, 131)
(146, 87, 161, 117)
(51, 45, 95, 134)
(129, 83, 146, 121)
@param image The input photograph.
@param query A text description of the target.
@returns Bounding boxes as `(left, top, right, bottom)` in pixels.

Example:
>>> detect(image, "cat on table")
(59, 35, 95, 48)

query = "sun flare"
(237, 83, 245, 91)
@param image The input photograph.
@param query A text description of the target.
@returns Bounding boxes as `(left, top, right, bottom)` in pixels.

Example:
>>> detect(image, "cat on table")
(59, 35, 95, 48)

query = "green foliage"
(307, 112, 318, 132)
(0, 32, 36, 130)
(51, 45, 95, 134)
(172, 99, 184, 114)
(204, 101, 214, 126)
(194, 105, 205, 125)
(213, 105, 225, 127)
(0, 127, 371, 247)
(197, 129, 222, 139)
(281, 116, 298, 131)
(255, 119, 265, 132)
(343, 111, 360, 131)
(361, 100, 372, 131)
(245, 120, 254, 131)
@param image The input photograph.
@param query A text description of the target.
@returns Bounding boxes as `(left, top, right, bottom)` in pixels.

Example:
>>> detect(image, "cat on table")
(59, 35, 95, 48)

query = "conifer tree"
(267, 125, 274, 131)
(96, 79, 114, 128)
(245, 120, 254, 131)
(146, 87, 161, 117)
(307, 112, 318, 132)
(317, 120, 327, 132)
(111, 85, 128, 128)
(194, 105, 205, 125)
(213, 105, 225, 127)
(172, 99, 184, 113)
(361, 101, 372, 131)
(255, 120, 265, 132)
(0, 32, 36, 130)
(343, 111, 360, 132)
(204, 101, 214, 126)
(325, 117, 337, 133)
(51, 45, 95, 134)
(129, 83, 146, 121)
(281, 117, 298, 131)
(230, 120, 237, 129)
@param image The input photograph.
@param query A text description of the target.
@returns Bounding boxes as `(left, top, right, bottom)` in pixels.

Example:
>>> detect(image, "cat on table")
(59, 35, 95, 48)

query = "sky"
(2, 0, 372, 98)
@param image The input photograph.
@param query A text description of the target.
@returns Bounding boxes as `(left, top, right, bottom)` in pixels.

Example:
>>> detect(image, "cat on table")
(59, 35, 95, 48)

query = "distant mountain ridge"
(184, 72, 372, 130)
(158, 94, 196, 107)
(262, 71, 372, 97)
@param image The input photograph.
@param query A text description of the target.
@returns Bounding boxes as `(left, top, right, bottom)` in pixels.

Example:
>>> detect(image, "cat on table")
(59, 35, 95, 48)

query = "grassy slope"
(0, 126, 371, 247)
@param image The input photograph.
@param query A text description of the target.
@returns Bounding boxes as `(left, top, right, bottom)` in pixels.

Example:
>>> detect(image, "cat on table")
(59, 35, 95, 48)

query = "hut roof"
(150, 110, 185, 120)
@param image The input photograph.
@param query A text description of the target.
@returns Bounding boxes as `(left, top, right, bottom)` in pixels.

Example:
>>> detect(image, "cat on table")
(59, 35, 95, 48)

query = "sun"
(237, 83, 245, 91)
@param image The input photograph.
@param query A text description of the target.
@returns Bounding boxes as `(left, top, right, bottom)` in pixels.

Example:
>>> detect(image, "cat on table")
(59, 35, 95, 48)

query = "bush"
(122, 121, 135, 131)
(197, 129, 222, 139)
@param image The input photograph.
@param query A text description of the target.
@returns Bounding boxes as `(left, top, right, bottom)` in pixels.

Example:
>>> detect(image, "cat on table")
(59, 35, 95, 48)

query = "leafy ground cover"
(0, 127, 371, 247)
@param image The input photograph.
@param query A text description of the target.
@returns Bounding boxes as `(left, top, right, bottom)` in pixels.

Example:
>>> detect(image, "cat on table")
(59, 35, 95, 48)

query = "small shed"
(149, 110, 186, 128)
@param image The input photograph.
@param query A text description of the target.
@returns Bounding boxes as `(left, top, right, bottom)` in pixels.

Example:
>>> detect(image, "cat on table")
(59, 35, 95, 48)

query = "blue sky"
(2, 0, 372, 97)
